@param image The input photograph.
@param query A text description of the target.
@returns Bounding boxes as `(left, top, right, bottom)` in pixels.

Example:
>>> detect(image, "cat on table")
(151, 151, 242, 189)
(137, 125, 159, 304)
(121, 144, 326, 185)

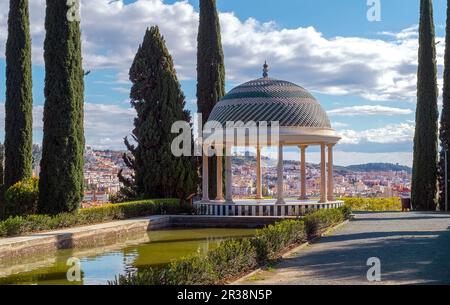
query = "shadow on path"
(262, 212, 450, 284)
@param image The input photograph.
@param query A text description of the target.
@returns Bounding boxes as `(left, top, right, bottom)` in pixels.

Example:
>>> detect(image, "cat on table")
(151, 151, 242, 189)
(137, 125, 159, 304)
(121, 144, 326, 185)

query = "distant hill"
(341, 163, 412, 174)
(231, 155, 411, 174)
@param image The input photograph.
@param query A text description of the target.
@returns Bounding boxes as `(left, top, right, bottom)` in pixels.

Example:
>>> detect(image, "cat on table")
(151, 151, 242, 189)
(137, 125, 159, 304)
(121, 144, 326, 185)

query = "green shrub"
(208, 238, 258, 280)
(4, 177, 39, 216)
(304, 208, 346, 238)
(23, 214, 53, 232)
(1, 216, 26, 236)
(252, 220, 305, 262)
(0, 199, 186, 238)
(114, 255, 217, 285)
(343, 197, 401, 211)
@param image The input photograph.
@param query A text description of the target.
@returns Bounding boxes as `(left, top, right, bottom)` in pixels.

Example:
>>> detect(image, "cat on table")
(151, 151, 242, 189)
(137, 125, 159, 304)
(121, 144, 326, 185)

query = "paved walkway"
(237, 212, 450, 285)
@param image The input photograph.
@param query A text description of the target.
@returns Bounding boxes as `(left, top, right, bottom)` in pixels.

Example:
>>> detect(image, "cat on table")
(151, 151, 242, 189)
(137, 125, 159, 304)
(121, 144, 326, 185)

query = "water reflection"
(0, 228, 255, 285)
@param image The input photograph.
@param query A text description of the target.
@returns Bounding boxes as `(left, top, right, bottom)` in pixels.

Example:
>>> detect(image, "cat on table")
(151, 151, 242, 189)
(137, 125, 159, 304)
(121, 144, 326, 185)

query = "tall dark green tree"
(118, 26, 198, 200)
(412, 0, 439, 211)
(438, 0, 450, 211)
(38, 1, 85, 214)
(4, 0, 33, 188)
(0, 143, 4, 187)
(197, 0, 225, 199)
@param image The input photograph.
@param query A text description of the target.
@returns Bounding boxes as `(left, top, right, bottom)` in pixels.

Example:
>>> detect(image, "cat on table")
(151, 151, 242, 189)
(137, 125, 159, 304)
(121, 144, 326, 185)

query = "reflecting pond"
(0, 228, 255, 285)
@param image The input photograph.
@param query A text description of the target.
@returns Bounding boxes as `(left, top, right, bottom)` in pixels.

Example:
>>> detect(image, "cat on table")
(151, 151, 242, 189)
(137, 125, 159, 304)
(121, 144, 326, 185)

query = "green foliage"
(208, 238, 257, 280)
(412, 0, 439, 211)
(111, 208, 350, 285)
(4, 177, 39, 216)
(438, 0, 450, 211)
(303, 208, 346, 239)
(0, 144, 4, 186)
(197, 0, 226, 199)
(119, 26, 198, 201)
(0, 199, 187, 238)
(5, 0, 33, 188)
(39, 0, 85, 215)
(343, 197, 402, 211)
(252, 220, 305, 262)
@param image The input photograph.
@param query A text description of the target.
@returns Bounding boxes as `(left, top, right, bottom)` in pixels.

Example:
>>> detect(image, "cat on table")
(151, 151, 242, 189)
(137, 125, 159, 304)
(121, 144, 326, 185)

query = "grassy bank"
(111, 206, 352, 285)
(0, 199, 189, 238)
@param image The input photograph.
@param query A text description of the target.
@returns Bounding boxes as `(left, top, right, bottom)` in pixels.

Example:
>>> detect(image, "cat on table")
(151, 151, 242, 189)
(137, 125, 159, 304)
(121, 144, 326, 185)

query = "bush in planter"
(4, 177, 39, 217)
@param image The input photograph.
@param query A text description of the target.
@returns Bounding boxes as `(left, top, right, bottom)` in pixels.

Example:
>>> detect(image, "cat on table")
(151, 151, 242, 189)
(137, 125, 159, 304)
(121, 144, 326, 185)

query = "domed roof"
(208, 76, 331, 129)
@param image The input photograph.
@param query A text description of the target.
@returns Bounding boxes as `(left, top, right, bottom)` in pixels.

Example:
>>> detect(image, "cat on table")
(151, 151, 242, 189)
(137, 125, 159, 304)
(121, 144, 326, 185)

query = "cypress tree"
(38, 1, 85, 214)
(4, 0, 33, 188)
(119, 26, 198, 200)
(438, 0, 450, 211)
(197, 0, 225, 199)
(412, 0, 439, 211)
(0, 143, 4, 187)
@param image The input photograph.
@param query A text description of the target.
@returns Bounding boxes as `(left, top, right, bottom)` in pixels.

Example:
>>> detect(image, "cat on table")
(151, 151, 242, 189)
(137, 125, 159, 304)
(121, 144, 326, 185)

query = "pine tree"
(412, 0, 439, 211)
(4, 0, 33, 188)
(38, 1, 85, 214)
(119, 26, 198, 200)
(197, 0, 225, 199)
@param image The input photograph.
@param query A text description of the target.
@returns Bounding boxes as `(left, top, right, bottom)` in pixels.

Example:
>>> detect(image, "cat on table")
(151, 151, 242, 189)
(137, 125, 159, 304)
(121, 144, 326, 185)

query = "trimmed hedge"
(111, 206, 352, 285)
(343, 197, 401, 211)
(0, 199, 189, 237)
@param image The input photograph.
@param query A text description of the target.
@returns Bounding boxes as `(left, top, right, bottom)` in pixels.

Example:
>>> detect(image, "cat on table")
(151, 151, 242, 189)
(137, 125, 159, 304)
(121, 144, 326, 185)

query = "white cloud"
(0, 0, 441, 102)
(328, 105, 413, 116)
(338, 122, 415, 145)
(0, 103, 135, 150)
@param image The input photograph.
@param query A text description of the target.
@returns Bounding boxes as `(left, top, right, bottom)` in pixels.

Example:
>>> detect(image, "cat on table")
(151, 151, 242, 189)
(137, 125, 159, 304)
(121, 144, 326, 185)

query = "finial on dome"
(263, 61, 269, 78)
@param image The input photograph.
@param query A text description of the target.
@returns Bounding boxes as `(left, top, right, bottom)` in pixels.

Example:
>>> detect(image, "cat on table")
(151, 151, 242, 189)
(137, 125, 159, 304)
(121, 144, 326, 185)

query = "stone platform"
(194, 199, 345, 217)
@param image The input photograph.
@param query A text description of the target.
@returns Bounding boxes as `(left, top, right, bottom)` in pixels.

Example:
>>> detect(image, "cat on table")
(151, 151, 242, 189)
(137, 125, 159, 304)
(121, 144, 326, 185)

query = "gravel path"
(237, 212, 450, 285)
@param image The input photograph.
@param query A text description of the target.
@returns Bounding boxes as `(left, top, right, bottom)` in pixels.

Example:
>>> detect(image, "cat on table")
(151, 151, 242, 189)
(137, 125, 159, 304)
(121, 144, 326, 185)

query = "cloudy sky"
(0, 0, 447, 166)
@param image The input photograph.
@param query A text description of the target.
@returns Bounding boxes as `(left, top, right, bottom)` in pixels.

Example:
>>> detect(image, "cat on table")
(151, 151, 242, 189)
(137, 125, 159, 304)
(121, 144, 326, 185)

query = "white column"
(327, 144, 335, 201)
(256, 146, 263, 199)
(225, 146, 233, 203)
(216, 155, 224, 201)
(299, 145, 308, 200)
(276, 144, 285, 204)
(202, 153, 209, 202)
(319, 143, 327, 203)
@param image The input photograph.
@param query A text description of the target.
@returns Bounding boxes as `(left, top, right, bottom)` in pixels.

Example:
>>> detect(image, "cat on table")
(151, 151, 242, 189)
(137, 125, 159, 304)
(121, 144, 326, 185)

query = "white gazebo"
(195, 63, 343, 217)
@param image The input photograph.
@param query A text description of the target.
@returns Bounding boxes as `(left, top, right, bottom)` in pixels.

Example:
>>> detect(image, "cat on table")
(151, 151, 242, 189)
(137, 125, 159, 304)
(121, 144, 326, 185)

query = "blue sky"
(0, 0, 448, 166)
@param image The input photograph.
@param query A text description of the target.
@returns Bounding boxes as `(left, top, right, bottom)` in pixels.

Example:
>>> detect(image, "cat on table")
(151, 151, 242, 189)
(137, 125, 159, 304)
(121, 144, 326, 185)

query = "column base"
(225, 199, 234, 204)
(319, 200, 328, 204)
(276, 198, 286, 205)
(327, 197, 335, 202)
(215, 196, 225, 201)
(255, 196, 263, 200)
(202, 199, 210, 203)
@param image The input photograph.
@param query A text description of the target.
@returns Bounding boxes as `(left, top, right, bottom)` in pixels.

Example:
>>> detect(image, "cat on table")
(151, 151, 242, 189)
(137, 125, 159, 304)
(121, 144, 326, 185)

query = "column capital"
(298, 144, 309, 150)
(326, 143, 336, 148)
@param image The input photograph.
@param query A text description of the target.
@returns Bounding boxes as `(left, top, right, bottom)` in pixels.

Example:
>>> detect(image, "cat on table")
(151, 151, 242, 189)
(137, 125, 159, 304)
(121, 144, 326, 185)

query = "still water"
(0, 228, 255, 285)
